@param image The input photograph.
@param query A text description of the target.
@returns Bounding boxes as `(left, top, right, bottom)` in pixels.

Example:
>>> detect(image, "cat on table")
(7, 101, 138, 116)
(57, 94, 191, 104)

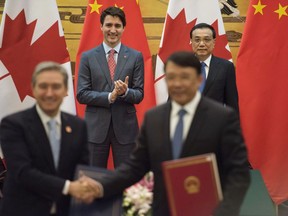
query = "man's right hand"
(68, 179, 100, 204)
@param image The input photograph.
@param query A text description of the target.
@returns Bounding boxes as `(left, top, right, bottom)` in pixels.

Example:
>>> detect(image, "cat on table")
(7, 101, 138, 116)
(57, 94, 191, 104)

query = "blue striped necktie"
(172, 109, 187, 159)
(47, 119, 60, 168)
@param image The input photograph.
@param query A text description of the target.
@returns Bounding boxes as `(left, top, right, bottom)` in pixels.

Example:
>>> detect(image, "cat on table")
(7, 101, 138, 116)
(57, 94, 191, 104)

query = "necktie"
(199, 62, 206, 93)
(108, 49, 116, 81)
(47, 119, 60, 168)
(172, 109, 187, 159)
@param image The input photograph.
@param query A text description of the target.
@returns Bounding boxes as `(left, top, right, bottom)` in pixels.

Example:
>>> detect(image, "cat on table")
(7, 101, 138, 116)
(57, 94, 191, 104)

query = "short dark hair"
(164, 51, 201, 75)
(32, 61, 68, 88)
(190, 23, 216, 39)
(100, 6, 126, 27)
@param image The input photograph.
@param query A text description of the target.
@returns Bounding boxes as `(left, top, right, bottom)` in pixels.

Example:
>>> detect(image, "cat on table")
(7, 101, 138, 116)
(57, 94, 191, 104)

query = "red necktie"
(108, 49, 116, 81)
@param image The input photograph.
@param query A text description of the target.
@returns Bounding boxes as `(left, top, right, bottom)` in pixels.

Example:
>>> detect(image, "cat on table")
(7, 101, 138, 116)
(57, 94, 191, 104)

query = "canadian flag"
(155, 0, 232, 104)
(0, 0, 76, 124)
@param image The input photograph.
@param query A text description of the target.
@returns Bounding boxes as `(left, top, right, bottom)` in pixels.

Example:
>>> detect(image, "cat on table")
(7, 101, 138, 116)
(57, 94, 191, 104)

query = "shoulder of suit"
(121, 44, 141, 54)
(1, 106, 36, 124)
(144, 102, 169, 117)
(212, 55, 233, 65)
(61, 111, 85, 123)
(200, 97, 235, 114)
(83, 45, 102, 55)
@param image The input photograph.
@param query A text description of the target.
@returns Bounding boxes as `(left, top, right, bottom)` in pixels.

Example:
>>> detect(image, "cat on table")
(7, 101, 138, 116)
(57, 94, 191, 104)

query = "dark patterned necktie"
(199, 62, 206, 93)
(108, 49, 116, 80)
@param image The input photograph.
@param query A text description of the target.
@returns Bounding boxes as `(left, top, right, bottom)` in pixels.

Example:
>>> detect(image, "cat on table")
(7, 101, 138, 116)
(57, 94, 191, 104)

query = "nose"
(110, 26, 116, 33)
(199, 40, 206, 46)
(172, 78, 182, 88)
(46, 86, 54, 96)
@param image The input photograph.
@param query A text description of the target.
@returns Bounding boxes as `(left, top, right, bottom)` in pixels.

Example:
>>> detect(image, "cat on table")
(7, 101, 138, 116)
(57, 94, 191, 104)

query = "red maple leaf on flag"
(210, 20, 232, 60)
(158, 11, 231, 63)
(158, 9, 196, 63)
(0, 10, 70, 101)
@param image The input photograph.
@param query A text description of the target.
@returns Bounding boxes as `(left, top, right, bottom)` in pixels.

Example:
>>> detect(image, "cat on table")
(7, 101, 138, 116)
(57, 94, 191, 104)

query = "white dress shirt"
(170, 91, 201, 141)
(201, 54, 212, 79)
(36, 105, 69, 213)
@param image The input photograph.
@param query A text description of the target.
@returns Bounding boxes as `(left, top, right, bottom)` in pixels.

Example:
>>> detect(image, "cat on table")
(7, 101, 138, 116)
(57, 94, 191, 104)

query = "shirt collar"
(202, 54, 212, 67)
(171, 91, 201, 117)
(103, 42, 121, 54)
(36, 104, 61, 125)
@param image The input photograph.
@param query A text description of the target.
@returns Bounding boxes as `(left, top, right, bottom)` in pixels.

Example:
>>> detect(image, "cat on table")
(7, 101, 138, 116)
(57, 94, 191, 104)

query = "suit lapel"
(180, 98, 208, 157)
(203, 56, 219, 94)
(58, 113, 71, 172)
(28, 107, 56, 172)
(163, 103, 174, 160)
(114, 45, 129, 80)
(94, 45, 113, 87)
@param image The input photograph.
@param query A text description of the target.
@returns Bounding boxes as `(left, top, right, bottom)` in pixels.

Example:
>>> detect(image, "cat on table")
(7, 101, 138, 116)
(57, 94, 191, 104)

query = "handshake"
(68, 175, 102, 204)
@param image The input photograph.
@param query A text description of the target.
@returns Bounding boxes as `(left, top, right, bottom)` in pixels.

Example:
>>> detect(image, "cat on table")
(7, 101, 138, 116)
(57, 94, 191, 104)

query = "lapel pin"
(124, 55, 127, 58)
(65, 126, 72, 133)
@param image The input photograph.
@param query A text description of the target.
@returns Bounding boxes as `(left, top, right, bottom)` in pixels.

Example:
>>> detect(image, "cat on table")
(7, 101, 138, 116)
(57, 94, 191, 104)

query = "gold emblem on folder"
(184, 176, 200, 194)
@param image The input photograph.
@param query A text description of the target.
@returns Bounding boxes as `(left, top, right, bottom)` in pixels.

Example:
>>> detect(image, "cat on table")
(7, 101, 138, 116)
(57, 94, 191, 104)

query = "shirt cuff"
(62, 180, 70, 195)
(108, 93, 115, 104)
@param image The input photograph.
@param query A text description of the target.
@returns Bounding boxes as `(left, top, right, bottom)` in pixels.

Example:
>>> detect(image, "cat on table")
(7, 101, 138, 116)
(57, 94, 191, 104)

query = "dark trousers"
(88, 124, 136, 168)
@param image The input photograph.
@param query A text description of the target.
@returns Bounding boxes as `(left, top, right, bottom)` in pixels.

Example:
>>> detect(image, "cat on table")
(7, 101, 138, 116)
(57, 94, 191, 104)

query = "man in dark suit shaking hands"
(85, 51, 250, 216)
(77, 6, 144, 168)
(0, 62, 95, 216)
(190, 23, 239, 112)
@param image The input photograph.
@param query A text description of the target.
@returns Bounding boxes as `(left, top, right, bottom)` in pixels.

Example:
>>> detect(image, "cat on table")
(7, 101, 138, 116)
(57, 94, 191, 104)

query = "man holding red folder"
(85, 51, 250, 216)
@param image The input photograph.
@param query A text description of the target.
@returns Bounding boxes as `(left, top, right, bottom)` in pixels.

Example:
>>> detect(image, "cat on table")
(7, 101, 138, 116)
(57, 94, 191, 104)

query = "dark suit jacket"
(0, 106, 89, 216)
(101, 97, 250, 216)
(203, 55, 239, 112)
(77, 44, 144, 144)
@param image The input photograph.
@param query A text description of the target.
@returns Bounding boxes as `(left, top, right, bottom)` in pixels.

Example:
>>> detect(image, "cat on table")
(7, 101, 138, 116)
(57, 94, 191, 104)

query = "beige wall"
(0, 0, 249, 73)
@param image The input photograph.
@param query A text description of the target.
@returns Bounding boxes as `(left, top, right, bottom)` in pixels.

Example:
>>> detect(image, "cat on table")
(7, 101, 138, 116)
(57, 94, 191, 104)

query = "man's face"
(191, 28, 215, 61)
(32, 70, 67, 117)
(165, 61, 202, 106)
(101, 15, 124, 48)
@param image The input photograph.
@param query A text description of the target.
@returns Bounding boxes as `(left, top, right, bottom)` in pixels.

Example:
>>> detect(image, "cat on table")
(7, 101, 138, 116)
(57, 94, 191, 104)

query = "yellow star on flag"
(274, 3, 288, 19)
(136, 0, 139, 5)
(252, 0, 267, 15)
(114, 4, 124, 10)
(89, 0, 103, 14)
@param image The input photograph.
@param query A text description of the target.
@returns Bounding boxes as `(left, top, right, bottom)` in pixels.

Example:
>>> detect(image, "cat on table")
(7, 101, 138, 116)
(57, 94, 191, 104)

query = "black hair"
(100, 6, 126, 27)
(189, 23, 216, 39)
(164, 51, 201, 75)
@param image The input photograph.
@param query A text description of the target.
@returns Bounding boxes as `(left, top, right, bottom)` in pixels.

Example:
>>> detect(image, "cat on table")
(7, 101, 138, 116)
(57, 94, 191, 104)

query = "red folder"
(162, 153, 223, 216)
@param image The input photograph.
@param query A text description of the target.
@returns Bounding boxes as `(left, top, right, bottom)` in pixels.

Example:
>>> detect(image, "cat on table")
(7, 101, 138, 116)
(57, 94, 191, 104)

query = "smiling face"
(165, 61, 202, 106)
(191, 28, 215, 61)
(101, 15, 124, 48)
(32, 70, 67, 117)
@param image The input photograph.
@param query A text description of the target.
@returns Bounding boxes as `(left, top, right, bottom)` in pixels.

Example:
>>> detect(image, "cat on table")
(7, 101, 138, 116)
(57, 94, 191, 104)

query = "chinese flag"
(75, 0, 155, 125)
(237, 0, 288, 204)
(155, 0, 232, 104)
(0, 0, 76, 122)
